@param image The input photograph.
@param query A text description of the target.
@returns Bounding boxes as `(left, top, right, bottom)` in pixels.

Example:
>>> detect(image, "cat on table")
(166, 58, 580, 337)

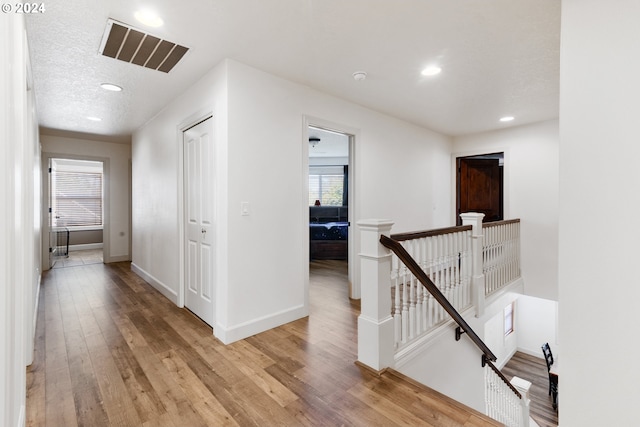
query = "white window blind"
(53, 171, 103, 227)
(309, 165, 344, 206)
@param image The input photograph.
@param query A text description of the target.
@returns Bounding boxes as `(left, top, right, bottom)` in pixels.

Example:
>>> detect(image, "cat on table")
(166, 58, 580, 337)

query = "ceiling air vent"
(99, 19, 189, 73)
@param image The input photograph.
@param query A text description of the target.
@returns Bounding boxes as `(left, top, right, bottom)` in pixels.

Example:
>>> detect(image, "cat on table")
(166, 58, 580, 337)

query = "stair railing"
(380, 231, 529, 427)
(380, 234, 495, 361)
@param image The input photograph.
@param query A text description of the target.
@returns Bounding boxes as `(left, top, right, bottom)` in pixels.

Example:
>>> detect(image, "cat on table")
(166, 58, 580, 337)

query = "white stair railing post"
(357, 219, 395, 372)
(511, 376, 532, 427)
(460, 212, 485, 317)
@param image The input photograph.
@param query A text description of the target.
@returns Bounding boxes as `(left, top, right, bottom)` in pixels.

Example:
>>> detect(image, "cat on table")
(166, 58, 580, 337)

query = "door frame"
(451, 147, 510, 225)
(303, 116, 361, 299)
(41, 152, 110, 270)
(177, 109, 215, 317)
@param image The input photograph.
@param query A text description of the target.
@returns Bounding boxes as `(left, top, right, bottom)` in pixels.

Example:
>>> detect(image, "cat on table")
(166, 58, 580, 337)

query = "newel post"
(356, 219, 395, 372)
(460, 212, 485, 317)
(511, 376, 532, 427)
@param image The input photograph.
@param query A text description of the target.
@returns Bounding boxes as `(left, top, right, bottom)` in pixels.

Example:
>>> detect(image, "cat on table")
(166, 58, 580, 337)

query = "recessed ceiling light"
(421, 66, 442, 77)
(86, 116, 102, 122)
(353, 71, 367, 81)
(499, 116, 515, 122)
(100, 83, 122, 92)
(134, 9, 164, 27)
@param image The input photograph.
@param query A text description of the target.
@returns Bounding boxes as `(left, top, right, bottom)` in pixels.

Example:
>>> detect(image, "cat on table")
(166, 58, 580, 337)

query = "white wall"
(453, 120, 559, 301)
(1, 13, 40, 427)
(516, 294, 557, 358)
(132, 58, 452, 344)
(132, 61, 229, 311)
(41, 132, 131, 264)
(396, 322, 487, 413)
(559, 2, 640, 425)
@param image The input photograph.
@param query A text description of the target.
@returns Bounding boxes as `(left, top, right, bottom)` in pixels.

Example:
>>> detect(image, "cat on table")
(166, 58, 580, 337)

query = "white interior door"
(184, 116, 214, 325)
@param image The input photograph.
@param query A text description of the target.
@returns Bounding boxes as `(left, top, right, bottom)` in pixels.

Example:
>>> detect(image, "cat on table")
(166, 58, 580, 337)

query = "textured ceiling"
(25, 0, 560, 138)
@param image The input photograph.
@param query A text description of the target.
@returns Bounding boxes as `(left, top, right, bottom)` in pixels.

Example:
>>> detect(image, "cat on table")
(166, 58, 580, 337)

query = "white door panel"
(184, 117, 214, 325)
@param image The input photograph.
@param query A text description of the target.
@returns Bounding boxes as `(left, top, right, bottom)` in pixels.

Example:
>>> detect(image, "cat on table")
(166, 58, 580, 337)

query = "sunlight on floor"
(52, 249, 103, 268)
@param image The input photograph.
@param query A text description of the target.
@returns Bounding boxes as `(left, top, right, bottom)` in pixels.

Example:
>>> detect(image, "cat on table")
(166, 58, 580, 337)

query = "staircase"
(357, 214, 531, 427)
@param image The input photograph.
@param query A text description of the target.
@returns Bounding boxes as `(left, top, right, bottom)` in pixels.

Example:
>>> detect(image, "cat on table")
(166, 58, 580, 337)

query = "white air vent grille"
(99, 19, 189, 73)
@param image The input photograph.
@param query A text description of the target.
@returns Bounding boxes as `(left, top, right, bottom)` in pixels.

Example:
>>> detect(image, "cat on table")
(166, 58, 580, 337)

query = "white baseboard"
(105, 255, 131, 263)
(69, 243, 103, 251)
(32, 274, 41, 341)
(214, 304, 309, 344)
(18, 405, 25, 427)
(131, 263, 178, 305)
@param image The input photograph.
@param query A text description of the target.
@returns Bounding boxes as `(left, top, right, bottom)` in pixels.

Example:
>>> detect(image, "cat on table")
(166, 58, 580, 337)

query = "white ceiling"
(25, 0, 560, 139)
(308, 127, 349, 158)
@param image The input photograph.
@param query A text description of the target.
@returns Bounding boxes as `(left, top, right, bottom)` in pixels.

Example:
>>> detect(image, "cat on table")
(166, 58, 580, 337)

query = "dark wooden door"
(456, 157, 503, 225)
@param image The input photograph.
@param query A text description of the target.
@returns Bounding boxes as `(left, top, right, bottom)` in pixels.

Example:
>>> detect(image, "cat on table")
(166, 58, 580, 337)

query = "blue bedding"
(309, 222, 348, 240)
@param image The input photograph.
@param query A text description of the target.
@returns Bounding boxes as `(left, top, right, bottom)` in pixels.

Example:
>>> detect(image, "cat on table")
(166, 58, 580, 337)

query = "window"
(309, 165, 344, 206)
(51, 159, 103, 228)
(504, 302, 515, 337)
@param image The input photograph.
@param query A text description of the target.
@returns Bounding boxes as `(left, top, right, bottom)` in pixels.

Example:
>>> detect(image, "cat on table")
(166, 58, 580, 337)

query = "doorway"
(182, 116, 215, 326)
(456, 152, 504, 225)
(307, 124, 353, 293)
(47, 157, 105, 268)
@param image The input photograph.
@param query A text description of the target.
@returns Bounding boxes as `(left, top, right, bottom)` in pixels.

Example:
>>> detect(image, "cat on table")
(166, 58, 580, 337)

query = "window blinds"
(309, 165, 344, 206)
(53, 171, 103, 227)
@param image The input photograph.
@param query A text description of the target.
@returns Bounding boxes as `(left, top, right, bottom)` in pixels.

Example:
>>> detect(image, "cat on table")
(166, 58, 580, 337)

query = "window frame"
(504, 301, 515, 338)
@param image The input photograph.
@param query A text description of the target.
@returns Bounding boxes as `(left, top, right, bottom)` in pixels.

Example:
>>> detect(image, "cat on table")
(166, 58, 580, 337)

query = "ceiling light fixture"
(500, 116, 515, 122)
(100, 83, 122, 92)
(86, 116, 102, 122)
(421, 66, 442, 77)
(352, 71, 367, 81)
(134, 9, 164, 27)
(309, 137, 321, 147)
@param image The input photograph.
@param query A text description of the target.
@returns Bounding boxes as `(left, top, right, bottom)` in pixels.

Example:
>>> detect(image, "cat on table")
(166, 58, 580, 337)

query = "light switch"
(241, 202, 250, 216)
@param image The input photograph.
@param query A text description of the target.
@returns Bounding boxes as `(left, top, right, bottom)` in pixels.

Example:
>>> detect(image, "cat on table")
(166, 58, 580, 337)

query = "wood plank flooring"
(502, 352, 558, 427)
(26, 259, 501, 426)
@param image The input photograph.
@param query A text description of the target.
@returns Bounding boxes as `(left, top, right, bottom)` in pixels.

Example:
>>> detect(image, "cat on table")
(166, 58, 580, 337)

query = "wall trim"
(17, 405, 25, 427)
(69, 243, 103, 251)
(131, 262, 178, 305)
(28, 274, 42, 366)
(106, 255, 130, 263)
(214, 304, 309, 344)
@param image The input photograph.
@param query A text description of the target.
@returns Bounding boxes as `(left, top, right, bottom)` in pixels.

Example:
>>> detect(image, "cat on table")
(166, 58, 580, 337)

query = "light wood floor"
(502, 352, 558, 427)
(27, 259, 502, 427)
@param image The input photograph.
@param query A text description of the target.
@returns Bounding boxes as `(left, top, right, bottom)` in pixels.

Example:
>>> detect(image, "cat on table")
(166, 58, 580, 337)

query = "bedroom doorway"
(307, 125, 352, 294)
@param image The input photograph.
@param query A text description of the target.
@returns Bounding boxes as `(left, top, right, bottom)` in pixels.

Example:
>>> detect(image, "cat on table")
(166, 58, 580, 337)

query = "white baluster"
(401, 264, 408, 343)
(393, 254, 401, 348)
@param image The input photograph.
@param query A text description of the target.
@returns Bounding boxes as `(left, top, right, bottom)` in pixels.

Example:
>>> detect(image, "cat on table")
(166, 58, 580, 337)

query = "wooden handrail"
(482, 218, 520, 228)
(380, 234, 497, 362)
(483, 357, 522, 399)
(390, 225, 472, 241)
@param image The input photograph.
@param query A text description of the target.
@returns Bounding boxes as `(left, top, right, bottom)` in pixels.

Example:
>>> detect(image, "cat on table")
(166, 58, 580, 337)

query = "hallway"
(26, 260, 500, 426)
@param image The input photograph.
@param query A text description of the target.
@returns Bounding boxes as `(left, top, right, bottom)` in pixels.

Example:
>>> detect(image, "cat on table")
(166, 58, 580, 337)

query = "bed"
(309, 206, 348, 260)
